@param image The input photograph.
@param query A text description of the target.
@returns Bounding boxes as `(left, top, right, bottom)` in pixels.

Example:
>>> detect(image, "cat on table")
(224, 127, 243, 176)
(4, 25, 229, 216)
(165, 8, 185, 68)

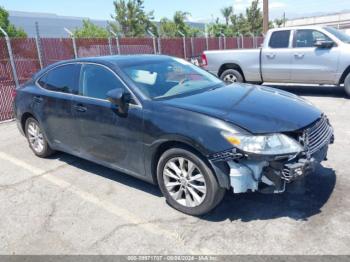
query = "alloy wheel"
(163, 157, 207, 207)
(27, 121, 45, 154)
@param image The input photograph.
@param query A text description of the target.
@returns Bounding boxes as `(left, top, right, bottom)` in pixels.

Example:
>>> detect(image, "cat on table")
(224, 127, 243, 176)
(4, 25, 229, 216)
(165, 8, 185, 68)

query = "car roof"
(33, 54, 173, 80)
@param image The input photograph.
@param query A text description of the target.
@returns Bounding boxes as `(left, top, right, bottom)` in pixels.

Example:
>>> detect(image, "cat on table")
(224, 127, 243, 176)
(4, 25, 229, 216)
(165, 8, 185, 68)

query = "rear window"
(38, 64, 81, 94)
(269, 30, 291, 48)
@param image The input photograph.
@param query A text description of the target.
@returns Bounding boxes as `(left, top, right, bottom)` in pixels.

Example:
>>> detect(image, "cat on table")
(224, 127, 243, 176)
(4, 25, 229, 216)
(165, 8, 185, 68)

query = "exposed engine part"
(281, 158, 315, 182)
(259, 167, 286, 193)
(228, 160, 268, 193)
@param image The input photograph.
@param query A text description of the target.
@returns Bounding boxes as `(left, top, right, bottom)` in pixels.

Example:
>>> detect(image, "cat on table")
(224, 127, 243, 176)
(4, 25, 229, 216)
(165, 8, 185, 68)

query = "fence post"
(157, 37, 162, 54)
(64, 28, 78, 58)
(248, 32, 255, 48)
(108, 37, 113, 55)
(178, 31, 187, 60)
(147, 30, 157, 54)
(220, 33, 226, 49)
(239, 33, 244, 49)
(34, 22, 44, 69)
(190, 37, 194, 57)
(205, 35, 209, 50)
(110, 30, 121, 55)
(0, 26, 19, 88)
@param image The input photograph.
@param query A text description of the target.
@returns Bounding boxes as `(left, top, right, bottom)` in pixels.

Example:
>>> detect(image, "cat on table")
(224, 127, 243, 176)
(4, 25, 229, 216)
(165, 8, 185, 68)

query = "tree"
(0, 6, 26, 37)
(111, 0, 157, 37)
(73, 20, 109, 38)
(274, 16, 287, 28)
(173, 11, 190, 35)
(221, 6, 233, 25)
(159, 11, 203, 37)
(159, 18, 177, 37)
(245, 0, 263, 35)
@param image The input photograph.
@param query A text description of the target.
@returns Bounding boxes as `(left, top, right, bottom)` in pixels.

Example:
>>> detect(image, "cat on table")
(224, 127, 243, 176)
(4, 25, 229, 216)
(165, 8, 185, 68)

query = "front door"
(72, 63, 145, 177)
(290, 29, 340, 84)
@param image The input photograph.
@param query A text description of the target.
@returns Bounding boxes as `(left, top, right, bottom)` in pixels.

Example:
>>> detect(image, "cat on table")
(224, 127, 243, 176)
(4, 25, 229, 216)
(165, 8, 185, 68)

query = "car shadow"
(203, 164, 336, 222)
(52, 152, 335, 222)
(50, 152, 163, 197)
(264, 84, 347, 98)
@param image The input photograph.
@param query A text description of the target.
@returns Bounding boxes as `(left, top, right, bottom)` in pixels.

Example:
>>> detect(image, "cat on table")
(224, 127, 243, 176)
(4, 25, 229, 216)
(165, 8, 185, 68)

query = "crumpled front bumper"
(228, 142, 331, 194)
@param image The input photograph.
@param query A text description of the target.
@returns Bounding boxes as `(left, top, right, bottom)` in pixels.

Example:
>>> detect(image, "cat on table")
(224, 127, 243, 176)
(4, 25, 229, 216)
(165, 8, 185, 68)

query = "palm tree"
(221, 6, 233, 25)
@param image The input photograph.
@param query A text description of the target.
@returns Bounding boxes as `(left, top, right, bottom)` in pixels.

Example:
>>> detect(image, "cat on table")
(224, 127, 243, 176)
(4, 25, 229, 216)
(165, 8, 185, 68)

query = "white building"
(285, 12, 350, 34)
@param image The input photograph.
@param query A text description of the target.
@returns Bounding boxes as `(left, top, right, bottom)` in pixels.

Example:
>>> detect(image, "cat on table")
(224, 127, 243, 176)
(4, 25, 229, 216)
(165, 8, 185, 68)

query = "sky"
(1, 0, 350, 22)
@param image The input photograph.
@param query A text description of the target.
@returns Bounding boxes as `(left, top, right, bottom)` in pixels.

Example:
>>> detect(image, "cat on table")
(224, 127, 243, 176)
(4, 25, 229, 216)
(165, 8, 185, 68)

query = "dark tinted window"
(80, 64, 124, 100)
(294, 29, 332, 48)
(38, 64, 81, 94)
(269, 30, 290, 48)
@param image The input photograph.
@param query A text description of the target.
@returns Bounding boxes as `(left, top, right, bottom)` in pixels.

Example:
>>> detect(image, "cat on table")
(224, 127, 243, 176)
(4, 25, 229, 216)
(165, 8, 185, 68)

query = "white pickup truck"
(202, 26, 350, 96)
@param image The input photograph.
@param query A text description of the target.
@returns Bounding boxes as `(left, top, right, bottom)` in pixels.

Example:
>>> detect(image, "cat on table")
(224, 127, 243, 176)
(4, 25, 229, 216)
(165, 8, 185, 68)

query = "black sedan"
(14, 55, 334, 215)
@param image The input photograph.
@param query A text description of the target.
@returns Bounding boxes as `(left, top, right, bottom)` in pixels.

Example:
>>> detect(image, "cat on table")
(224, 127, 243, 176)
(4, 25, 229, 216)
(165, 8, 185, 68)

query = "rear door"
(261, 30, 292, 82)
(290, 29, 340, 84)
(72, 63, 145, 176)
(34, 63, 81, 152)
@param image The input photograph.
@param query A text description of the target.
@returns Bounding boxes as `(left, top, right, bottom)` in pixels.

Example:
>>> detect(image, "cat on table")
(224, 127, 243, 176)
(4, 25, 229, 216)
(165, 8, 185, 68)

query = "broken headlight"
(221, 131, 303, 156)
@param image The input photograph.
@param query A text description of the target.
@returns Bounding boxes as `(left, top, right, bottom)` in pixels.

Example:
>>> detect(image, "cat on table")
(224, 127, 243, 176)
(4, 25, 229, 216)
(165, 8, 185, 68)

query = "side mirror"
(314, 40, 334, 48)
(106, 88, 131, 115)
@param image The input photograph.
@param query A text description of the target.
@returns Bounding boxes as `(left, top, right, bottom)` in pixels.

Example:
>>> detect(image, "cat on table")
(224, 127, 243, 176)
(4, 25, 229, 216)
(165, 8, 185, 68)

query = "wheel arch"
(339, 65, 350, 85)
(21, 112, 36, 135)
(218, 63, 246, 82)
(150, 139, 230, 189)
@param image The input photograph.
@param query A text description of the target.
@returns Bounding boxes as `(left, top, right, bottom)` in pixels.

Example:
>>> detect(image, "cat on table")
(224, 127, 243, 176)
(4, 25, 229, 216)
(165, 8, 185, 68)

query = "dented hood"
(164, 84, 322, 134)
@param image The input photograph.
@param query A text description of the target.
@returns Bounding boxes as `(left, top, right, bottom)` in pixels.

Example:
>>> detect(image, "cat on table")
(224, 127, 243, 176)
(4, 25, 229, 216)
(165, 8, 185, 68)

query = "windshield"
(324, 26, 350, 43)
(121, 57, 223, 99)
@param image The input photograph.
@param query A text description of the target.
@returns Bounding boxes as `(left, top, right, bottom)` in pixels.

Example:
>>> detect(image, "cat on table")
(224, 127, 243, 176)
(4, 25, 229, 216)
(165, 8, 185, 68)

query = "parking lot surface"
(0, 85, 349, 255)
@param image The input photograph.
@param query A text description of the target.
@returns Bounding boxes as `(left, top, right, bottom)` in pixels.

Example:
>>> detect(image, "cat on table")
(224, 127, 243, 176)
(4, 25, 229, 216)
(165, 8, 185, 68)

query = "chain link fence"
(0, 30, 264, 122)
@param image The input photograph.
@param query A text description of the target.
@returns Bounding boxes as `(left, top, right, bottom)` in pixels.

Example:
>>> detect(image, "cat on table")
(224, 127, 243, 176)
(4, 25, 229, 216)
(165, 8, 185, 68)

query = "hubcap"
(223, 74, 237, 83)
(163, 157, 207, 207)
(27, 122, 44, 153)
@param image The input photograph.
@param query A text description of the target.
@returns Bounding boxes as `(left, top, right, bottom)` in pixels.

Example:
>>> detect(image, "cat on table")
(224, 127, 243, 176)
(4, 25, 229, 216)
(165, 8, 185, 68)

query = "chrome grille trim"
(305, 115, 333, 155)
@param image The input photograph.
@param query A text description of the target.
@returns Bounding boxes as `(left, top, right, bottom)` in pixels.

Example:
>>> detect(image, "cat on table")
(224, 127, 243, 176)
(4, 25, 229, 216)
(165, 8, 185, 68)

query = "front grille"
(303, 115, 333, 155)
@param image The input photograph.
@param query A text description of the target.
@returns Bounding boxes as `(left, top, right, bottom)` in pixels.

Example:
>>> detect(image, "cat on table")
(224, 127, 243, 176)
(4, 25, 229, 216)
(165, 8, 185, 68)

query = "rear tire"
(344, 73, 350, 97)
(157, 147, 225, 216)
(220, 69, 244, 84)
(25, 117, 55, 158)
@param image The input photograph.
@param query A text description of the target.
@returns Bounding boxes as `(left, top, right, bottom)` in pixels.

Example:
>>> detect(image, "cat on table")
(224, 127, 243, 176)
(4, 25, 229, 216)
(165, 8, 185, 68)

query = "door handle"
(73, 104, 87, 112)
(266, 53, 276, 59)
(294, 53, 304, 59)
(33, 96, 43, 103)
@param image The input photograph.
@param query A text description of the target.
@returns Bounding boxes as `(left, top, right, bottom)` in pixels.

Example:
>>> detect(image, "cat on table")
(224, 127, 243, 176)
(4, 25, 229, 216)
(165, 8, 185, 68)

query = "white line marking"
(0, 151, 213, 254)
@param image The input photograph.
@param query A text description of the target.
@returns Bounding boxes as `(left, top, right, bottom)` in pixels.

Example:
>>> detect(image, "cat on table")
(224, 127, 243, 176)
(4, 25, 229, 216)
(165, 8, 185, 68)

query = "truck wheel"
(344, 73, 350, 97)
(220, 69, 244, 84)
(157, 147, 225, 216)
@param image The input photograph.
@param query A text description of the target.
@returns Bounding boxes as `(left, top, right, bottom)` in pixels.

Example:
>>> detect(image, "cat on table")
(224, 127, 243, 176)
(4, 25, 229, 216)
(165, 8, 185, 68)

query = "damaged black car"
(14, 55, 334, 216)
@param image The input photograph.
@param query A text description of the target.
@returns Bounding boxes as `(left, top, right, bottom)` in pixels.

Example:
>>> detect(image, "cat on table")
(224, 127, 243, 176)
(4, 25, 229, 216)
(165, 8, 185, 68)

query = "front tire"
(157, 147, 225, 216)
(25, 117, 55, 158)
(344, 73, 350, 97)
(220, 69, 244, 84)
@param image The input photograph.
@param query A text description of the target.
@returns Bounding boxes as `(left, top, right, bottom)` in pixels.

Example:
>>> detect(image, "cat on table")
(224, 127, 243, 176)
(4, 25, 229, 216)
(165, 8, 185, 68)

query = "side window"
(79, 64, 124, 100)
(294, 30, 332, 48)
(38, 64, 81, 94)
(269, 30, 291, 48)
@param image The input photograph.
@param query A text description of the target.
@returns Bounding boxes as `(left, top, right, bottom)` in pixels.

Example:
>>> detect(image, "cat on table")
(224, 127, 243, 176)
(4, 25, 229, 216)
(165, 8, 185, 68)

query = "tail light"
(201, 53, 208, 66)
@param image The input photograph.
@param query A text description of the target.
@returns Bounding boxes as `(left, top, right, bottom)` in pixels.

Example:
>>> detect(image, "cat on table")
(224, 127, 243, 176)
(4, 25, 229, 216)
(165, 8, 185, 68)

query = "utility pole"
(283, 12, 286, 27)
(263, 0, 269, 34)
